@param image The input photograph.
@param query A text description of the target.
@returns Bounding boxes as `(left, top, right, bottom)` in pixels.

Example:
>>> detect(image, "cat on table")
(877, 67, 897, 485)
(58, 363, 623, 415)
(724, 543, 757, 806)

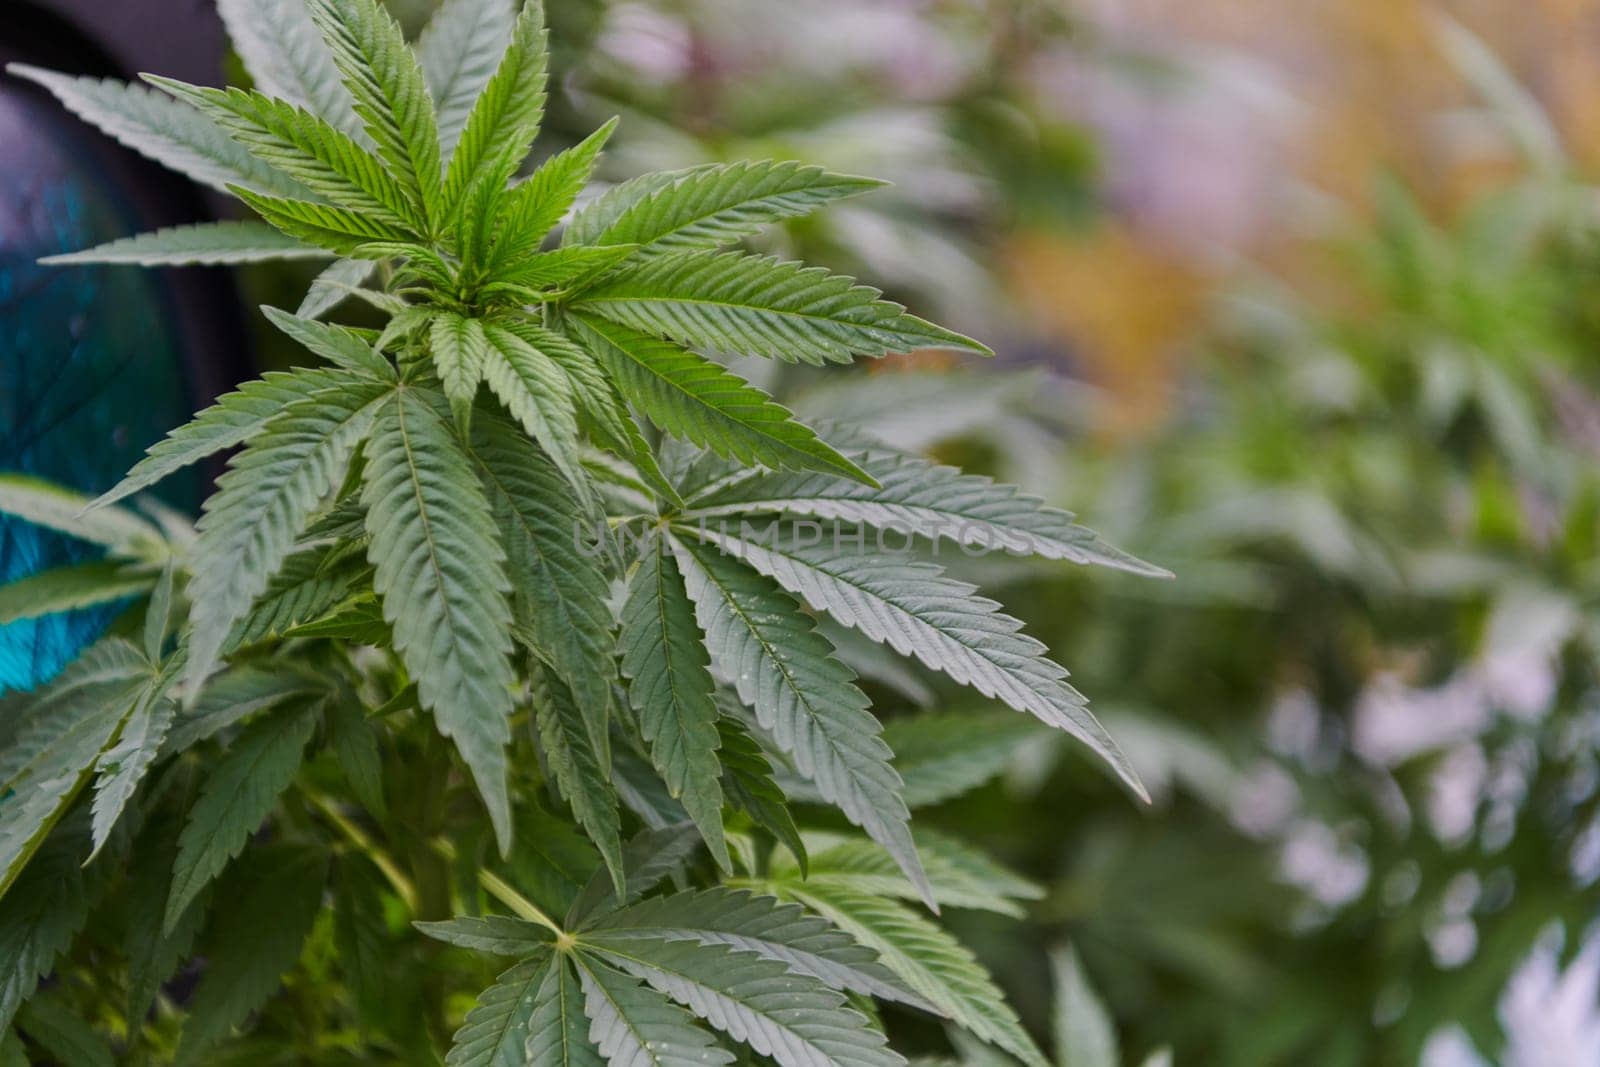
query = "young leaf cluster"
(0, 0, 1164, 1060)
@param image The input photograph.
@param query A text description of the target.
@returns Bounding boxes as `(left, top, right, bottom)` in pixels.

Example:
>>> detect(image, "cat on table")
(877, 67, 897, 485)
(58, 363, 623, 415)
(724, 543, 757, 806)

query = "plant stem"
(428, 837, 565, 934)
(302, 787, 419, 914)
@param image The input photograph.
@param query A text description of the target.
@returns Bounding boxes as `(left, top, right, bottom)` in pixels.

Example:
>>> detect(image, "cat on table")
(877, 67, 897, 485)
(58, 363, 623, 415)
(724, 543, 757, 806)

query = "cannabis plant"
(0, 0, 1162, 1060)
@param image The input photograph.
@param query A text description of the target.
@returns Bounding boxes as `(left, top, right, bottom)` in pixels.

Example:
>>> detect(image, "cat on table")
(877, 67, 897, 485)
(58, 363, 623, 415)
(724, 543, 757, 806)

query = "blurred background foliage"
(202, 0, 1600, 1061)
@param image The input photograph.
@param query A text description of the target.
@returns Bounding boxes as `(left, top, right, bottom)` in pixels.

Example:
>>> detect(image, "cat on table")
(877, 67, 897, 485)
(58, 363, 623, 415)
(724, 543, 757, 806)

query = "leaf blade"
(183, 380, 389, 690)
(480, 323, 591, 501)
(6, 65, 306, 198)
(432, 311, 492, 427)
(418, 0, 516, 163)
(587, 936, 904, 1067)
(491, 117, 618, 267)
(687, 523, 1145, 800)
(39, 220, 325, 266)
(530, 660, 625, 895)
(575, 251, 991, 365)
(89, 366, 354, 511)
(217, 0, 362, 138)
(441, 0, 547, 217)
(88, 688, 177, 859)
(575, 951, 734, 1067)
(445, 951, 558, 1067)
(569, 315, 872, 484)
(0, 561, 154, 625)
(362, 388, 517, 850)
(174, 844, 329, 1064)
(1051, 945, 1119, 1067)
(776, 881, 1046, 1067)
(684, 434, 1169, 577)
(164, 702, 318, 932)
(0, 474, 163, 557)
(470, 416, 613, 750)
(589, 160, 884, 258)
(526, 953, 605, 1067)
(618, 539, 728, 872)
(585, 887, 929, 1010)
(668, 534, 931, 908)
(307, 0, 442, 224)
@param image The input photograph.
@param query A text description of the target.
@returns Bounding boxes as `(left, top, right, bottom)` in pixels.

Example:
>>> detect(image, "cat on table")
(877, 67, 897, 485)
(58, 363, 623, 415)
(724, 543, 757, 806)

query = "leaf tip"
(4, 62, 48, 86)
(136, 71, 185, 96)
(73, 493, 112, 517)
(1124, 765, 1153, 806)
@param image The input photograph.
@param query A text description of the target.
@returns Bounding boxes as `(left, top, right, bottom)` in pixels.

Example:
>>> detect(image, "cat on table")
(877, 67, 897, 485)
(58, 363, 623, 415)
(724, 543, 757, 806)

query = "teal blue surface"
(0, 88, 197, 692)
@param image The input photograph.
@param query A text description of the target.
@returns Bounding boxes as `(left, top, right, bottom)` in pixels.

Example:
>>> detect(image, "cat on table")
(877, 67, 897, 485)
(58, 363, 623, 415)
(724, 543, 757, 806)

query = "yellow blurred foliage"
(1007, 0, 1600, 432)
(1002, 226, 1205, 437)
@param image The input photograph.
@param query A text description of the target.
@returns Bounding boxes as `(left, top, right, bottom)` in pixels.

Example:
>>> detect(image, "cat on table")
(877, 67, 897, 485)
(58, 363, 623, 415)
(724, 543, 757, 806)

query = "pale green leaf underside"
(217, 0, 363, 140)
(686, 523, 1145, 801)
(587, 935, 904, 1067)
(183, 381, 389, 691)
(88, 691, 177, 860)
(7, 65, 307, 198)
(684, 433, 1169, 577)
(0, 640, 149, 901)
(417, 0, 515, 163)
(771, 831, 1043, 918)
(90, 367, 352, 512)
(584, 887, 928, 1010)
(432, 311, 492, 424)
(526, 953, 605, 1067)
(298, 257, 378, 318)
(776, 881, 1047, 1067)
(0, 561, 154, 625)
(40, 221, 325, 266)
(0, 475, 163, 558)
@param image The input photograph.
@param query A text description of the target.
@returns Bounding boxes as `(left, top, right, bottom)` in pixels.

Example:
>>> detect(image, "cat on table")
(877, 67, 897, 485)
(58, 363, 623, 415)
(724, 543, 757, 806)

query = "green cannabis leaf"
(0, 0, 1166, 1060)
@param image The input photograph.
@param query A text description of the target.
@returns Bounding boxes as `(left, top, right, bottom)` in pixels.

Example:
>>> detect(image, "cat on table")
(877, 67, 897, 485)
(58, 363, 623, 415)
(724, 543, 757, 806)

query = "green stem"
(428, 837, 565, 935)
(302, 788, 419, 914)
